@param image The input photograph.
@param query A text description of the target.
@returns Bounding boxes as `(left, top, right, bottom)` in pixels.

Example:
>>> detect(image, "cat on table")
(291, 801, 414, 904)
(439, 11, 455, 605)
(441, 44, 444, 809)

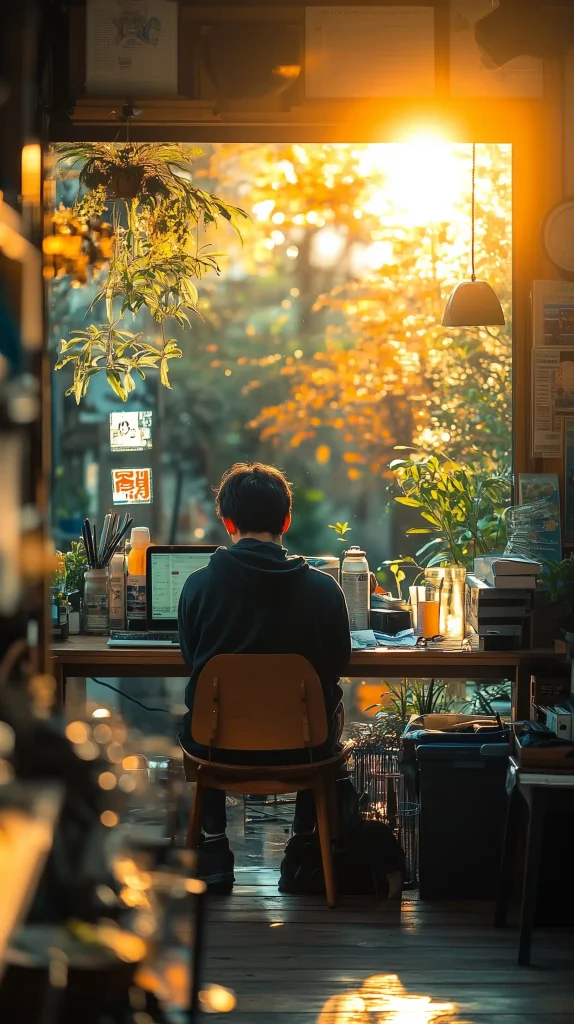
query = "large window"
(47, 141, 512, 568)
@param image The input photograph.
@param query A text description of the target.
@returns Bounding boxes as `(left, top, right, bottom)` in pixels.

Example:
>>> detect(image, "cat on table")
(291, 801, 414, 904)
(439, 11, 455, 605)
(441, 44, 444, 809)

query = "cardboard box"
(544, 706, 573, 741)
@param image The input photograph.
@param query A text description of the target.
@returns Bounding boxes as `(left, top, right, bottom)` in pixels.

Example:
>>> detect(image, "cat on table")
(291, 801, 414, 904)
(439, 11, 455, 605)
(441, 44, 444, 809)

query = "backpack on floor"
(279, 819, 404, 899)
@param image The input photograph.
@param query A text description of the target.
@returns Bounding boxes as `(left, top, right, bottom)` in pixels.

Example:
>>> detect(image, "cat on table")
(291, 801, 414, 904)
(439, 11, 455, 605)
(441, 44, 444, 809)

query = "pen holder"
(84, 568, 109, 635)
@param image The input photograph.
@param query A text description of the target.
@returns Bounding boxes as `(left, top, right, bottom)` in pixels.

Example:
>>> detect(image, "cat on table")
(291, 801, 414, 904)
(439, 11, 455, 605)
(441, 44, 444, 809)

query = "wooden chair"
(180, 653, 353, 907)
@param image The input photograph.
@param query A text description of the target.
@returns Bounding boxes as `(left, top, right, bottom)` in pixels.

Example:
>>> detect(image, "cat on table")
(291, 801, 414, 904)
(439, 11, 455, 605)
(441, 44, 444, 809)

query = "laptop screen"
(149, 550, 213, 622)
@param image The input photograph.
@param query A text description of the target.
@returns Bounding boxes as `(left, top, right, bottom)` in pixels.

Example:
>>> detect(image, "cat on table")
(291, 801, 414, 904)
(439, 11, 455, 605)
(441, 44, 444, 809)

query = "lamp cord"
(471, 143, 476, 282)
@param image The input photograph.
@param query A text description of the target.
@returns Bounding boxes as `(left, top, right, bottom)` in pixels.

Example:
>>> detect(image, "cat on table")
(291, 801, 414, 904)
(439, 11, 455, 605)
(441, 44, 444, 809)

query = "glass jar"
(425, 566, 466, 640)
(84, 568, 109, 635)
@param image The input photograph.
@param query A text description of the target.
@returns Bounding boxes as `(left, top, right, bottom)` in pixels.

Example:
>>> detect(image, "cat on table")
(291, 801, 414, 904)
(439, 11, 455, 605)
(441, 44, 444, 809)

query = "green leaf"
(106, 371, 128, 402)
(54, 354, 79, 370)
(395, 497, 422, 508)
(159, 358, 172, 389)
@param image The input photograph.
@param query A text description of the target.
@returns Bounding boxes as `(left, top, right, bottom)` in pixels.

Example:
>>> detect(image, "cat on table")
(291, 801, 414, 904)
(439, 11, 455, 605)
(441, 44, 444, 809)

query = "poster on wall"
(532, 280, 574, 348)
(305, 7, 435, 99)
(531, 349, 562, 458)
(518, 473, 562, 564)
(86, 0, 178, 96)
(110, 410, 153, 452)
(565, 420, 574, 544)
(450, 3, 542, 99)
(111, 468, 153, 505)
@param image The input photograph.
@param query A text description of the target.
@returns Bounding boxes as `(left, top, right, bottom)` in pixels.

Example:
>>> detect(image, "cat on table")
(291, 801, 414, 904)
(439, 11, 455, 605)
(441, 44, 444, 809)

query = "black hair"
(216, 462, 292, 536)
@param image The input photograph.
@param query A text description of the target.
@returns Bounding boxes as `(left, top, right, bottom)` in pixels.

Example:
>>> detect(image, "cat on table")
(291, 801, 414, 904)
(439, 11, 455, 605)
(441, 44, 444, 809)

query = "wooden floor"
(202, 803, 574, 1024)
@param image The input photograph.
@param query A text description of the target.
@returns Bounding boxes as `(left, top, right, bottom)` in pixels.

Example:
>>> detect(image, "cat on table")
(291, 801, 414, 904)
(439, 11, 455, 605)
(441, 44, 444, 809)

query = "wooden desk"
(51, 636, 563, 719)
(495, 756, 574, 966)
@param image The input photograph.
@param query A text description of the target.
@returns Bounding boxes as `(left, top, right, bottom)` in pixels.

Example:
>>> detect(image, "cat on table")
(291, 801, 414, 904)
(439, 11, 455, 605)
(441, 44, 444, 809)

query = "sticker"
(111, 468, 153, 504)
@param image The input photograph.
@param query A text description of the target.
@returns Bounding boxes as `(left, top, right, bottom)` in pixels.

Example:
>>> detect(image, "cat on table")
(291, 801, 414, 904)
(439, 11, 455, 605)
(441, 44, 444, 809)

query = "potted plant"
(537, 555, 574, 651)
(388, 447, 510, 569)
(52, 143, 249, 402)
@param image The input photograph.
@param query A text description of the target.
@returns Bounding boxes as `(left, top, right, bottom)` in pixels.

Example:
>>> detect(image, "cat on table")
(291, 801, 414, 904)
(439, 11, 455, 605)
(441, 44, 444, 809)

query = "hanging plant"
(53, 143, 248, 402)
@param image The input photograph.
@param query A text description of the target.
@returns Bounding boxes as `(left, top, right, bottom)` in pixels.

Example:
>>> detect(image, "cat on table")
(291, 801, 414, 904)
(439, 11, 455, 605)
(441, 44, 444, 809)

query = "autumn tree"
(204, 143, 512, 485)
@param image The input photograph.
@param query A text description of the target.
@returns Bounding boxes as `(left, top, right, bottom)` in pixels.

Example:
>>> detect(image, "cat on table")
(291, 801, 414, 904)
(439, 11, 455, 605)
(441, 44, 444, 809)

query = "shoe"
(278, 833, 318, 894)
(196, 835, 235, 894)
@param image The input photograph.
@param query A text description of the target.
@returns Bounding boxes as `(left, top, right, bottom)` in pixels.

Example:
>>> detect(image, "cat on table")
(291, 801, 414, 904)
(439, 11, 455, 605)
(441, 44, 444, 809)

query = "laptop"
(107, 544, 218, 647)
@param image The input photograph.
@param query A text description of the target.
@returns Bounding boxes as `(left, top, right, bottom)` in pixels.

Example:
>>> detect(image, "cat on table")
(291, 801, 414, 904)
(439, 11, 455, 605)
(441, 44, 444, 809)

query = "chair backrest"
(191, 654, 329, 753)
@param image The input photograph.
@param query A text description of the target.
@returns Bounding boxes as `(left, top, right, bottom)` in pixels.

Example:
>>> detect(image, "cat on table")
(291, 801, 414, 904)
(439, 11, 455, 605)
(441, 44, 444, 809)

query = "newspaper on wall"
(450, 2, 542, 98)
(531, 349, 563, 458)
(305, 7, 435, 99)
(530, 281, 574, 458)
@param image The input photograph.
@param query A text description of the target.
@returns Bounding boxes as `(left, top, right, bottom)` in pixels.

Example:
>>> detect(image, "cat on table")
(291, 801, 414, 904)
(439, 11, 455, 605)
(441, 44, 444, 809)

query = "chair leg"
(186, 777, 205, 850)
(314, 775, 337, 909)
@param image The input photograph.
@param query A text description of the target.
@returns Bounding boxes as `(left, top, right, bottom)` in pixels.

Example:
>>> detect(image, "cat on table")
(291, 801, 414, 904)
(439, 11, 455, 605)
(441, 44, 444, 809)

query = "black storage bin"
(417, 744, 508, 899)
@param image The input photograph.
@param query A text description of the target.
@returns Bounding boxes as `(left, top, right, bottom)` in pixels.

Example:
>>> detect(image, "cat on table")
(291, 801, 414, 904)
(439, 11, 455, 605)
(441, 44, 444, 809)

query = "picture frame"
(532, 279, 574, 348)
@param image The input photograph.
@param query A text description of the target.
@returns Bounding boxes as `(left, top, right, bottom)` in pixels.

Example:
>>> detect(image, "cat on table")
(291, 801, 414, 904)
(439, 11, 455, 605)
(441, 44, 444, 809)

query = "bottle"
(84, 568, 109, 635)
(341, 546, 370, 630)
(126, 527, 150, 630)
(108, 551, 126, 630)
(127, 527, 151, 575)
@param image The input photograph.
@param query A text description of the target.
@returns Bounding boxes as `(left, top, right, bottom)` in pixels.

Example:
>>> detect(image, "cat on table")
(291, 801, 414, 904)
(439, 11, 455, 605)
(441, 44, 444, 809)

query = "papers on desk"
(350, 630, 378, 650)
(350, 629, 483, 651)
(351, 629, 418, 650)
(374, 629, 418, 648)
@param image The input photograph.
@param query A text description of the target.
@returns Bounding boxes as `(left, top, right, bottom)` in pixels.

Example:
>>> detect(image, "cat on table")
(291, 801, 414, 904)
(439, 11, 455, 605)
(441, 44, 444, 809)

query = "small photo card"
(110, 410, 153, 451)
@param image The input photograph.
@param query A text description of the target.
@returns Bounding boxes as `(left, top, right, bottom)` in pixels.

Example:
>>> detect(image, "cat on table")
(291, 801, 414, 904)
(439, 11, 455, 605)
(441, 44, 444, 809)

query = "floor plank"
(201, 801, 574, 1023)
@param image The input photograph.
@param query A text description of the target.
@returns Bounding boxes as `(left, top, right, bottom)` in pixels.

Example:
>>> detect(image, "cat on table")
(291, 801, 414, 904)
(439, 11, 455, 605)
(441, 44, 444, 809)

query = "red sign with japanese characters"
(111, 468, 153, 505)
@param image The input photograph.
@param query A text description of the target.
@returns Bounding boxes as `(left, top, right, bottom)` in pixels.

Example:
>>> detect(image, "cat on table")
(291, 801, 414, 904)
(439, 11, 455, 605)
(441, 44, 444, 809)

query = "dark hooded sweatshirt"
(178, 539, 351, 762)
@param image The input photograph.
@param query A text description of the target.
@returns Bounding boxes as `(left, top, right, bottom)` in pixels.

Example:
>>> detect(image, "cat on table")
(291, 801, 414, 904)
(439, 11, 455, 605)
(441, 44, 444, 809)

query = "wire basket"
(350, 744, 419, 888)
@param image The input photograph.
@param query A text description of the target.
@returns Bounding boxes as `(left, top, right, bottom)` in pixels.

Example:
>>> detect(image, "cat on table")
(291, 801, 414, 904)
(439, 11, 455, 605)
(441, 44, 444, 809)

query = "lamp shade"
(442, 278, 505, 327)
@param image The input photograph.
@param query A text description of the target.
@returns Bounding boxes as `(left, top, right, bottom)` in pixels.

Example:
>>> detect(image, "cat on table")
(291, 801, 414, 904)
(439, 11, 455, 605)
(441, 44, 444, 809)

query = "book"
(485, 573, 537, 590)
(474, 554, 541, 578)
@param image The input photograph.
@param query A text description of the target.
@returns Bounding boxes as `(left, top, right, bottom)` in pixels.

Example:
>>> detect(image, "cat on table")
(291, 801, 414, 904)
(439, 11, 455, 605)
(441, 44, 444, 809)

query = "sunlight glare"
(359, 141, 469, 228)
(317, 974, 457, 1024)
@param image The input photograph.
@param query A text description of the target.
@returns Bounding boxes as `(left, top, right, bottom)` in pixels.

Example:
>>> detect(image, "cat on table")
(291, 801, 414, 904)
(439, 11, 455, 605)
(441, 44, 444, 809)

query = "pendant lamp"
(442, 144, 505, 328)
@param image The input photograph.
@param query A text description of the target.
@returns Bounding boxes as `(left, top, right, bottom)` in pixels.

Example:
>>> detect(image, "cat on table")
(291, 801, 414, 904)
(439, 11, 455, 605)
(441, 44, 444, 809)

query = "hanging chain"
(471, 143, 476, 282)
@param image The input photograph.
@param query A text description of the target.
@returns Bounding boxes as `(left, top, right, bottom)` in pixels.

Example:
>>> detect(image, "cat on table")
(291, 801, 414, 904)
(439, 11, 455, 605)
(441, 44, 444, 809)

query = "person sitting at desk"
(178, 462, 353, 891)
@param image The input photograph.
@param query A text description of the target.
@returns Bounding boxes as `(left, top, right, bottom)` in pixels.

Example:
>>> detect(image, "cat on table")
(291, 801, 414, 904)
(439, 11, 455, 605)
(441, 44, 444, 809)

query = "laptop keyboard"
(108, 630, 180, 647)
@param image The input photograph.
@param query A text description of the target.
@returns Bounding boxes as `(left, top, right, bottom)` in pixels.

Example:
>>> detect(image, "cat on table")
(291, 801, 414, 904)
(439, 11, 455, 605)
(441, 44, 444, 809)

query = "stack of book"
(466, 557, 540, 649)
(473, 555, 541, 590)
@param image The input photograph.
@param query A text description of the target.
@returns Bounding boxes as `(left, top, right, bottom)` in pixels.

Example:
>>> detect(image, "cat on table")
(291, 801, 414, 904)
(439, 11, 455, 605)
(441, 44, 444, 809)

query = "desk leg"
(518, 788, 546, 967)
(514, 662, 531, 721)
(495, 785, 520, 928)
(65, 677, 87, 720)
(52, 661, 65, 713)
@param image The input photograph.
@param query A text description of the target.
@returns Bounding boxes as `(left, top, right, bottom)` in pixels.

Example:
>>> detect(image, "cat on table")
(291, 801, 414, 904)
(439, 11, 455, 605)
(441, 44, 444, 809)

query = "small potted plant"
(50, 553, 69, 640)
(328, 521, 352, 576)
(538, 555, 574, 653)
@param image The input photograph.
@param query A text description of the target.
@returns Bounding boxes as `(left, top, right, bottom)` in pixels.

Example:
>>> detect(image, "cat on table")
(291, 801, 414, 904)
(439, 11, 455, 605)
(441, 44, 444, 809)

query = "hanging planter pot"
(107, 166, 145, 201)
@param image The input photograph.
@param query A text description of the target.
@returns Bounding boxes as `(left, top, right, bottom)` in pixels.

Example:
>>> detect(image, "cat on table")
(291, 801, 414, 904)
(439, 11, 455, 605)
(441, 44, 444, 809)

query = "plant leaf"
(106, 371, 128, 401)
